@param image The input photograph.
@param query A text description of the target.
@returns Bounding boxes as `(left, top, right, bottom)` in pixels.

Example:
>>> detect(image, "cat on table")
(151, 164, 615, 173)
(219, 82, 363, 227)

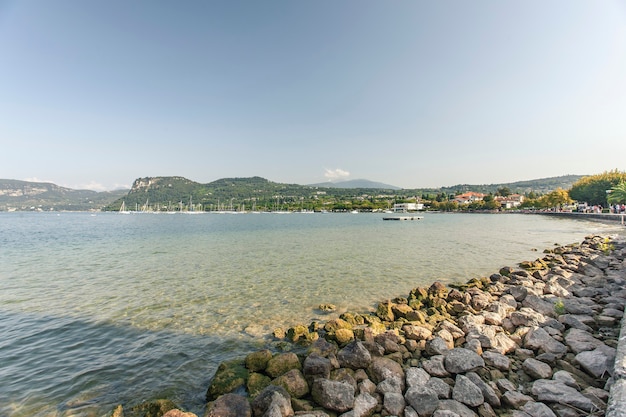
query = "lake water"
(0, 211, 623, 416)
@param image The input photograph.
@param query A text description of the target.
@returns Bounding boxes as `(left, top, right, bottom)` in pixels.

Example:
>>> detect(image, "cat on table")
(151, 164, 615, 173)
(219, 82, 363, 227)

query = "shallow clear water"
(0, 211, 622, 416)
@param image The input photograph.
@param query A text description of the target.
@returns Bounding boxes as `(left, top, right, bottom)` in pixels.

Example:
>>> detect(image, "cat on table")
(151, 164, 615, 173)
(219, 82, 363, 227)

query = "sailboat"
(119, 201, 130, 214)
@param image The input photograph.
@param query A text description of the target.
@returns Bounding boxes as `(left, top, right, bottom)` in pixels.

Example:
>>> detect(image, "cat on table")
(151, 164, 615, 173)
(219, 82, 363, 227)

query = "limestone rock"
(564, 328, 604, 354)
(245, 349, 273, 372)
(266, 352, 301, 378)
(206, 360, 249, 401)
(482, 351, 511, 371)
(206, 393, 251, 417)
(302, 354, 331, 383)
(444, 348, 485, 374)
(522, 358, 553, 380)
(466, 372, 500, 407)
(367, 356, 405, 388)
(406, 366, 431, 388)
(405, 385, 439, 417)
(311, 379, 355, 413)
(575, 346, 616, 378)
(272, 369, 309, 398)
(338, 340, 372, 370)
(426, 377, 452, 399)
(452, 374, 484, 407)
(523, 327, 567, 356)
(422, 355, 450, 377)
(383, 392, 406, 416)
(351, 392, 378, 417)
(521, 401, 557, 417)
(251, 386, 293, 417)
(531, 379, 595, 412)
(437, 399, 478, 417)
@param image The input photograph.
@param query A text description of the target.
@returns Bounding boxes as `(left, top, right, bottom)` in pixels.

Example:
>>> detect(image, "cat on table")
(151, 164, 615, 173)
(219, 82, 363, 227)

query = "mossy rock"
(245, 349, 273, 372)
(206, 359, 249, 401)
(405, 309, 426, 323)
(409, 286, 428, 301)
(130, 399, 177, 417)
(306, 337, 338, 357)
(324, 318, 353, 332)
(340, 312, 365, 326)
(375, 301, 395, 322)
(287, 325, 310, 343)
(428, 282, 448, 299)
(333, 328, 355, 345)
(265, 352, 302, 378)
(499, 266, 513, 277)
(247, 372, 272, 398)
(367, 321, 388, 335)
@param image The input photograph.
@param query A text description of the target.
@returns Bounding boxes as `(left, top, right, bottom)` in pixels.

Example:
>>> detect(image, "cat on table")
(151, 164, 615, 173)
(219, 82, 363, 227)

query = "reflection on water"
(0, 212, 622, 416)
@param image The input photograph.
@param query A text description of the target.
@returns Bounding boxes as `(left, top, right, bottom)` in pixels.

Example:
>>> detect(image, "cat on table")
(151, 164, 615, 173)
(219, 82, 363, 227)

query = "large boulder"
(265, 352, 301, 378)
(206, 360, 249, 401)
(338, 340, 372, 370)
(405, 385, 439, 417)
(367, 356, 405, 387)
(206, 393, 251, 417)
(523, 327, 567, 357)
(531, 379, 595, 412)
(272, 369, 309, 398)
(311, 379, 355, 413)
(452, 374, 484, 407)
(444, 348, 485, 374)
(251, 385, 293, 417)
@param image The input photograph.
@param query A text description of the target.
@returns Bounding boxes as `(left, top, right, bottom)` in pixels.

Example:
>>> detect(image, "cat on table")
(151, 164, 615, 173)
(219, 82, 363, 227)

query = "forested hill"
(103, 174, 584, 212)
(0, 179, 127, 211)
(0, 174, 584, 212)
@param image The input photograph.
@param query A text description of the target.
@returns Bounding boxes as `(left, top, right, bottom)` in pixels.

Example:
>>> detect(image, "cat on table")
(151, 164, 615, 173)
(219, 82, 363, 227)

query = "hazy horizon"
(1, 1, 625, 191)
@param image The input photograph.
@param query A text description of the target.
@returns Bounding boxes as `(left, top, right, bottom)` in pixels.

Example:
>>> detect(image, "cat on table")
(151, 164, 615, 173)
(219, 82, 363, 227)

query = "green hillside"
(103, 174, 585, 212)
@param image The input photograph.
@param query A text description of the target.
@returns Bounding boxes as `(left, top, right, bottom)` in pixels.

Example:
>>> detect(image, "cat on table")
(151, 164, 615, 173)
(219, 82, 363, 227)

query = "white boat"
(119, 201, 130, 214)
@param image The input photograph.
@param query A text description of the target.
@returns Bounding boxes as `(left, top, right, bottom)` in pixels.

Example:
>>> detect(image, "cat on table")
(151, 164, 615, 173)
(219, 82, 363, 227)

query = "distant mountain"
(309, 179, 401, 190)
(0, 179, 128, 211)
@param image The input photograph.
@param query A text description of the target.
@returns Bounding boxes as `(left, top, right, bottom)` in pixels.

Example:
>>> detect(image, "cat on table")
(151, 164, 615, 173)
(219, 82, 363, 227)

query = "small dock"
(383, 216, 424, 221)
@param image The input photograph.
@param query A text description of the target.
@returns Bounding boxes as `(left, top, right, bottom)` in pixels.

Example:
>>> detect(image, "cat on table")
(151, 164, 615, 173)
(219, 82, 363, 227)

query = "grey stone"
(367, 356, 405, 388)
(311, 379, 355, 413)
(558, 314, 593, 333)
(433, 411, 461, 417)
(562, 298, 595, 315)
(406, 366, 431, 388)
(405, 385, 439, 417)
(564, 328, 605, 354)
(575, 346, 616, 378)
(531, 379, 595, 412)
(496, 378, 517, 393)
(522, 358, 553, 380)
(376, 376, 403, 395)
(452, 374, 484, 407)
(426, 377, 452, 399)
(302, 354, 331, 382)
(437, 399, 478, 417)
(521, 401, 557, 417)
(351, 392, 378, 417)
(427, 337, 452, 356)
(524, 327, 567, 356)
(466, 372, 500, 407)
(522, 295, 557, 318)
(552, 370, 578, 388)
(251, 386, 293, 417)
(206, 393, 252, 417)
(502, 391, 534, 408)
(422, 355, 450, 377)
(383, 392, 406, 416)
(338, 340, 372, 370)
(444, 348, 485, 374)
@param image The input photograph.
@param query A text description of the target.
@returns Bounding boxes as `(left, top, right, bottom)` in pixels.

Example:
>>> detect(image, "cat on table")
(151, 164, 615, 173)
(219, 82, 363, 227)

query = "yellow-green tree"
(541, 188, 572, 209)
(569, 170, 626, 206)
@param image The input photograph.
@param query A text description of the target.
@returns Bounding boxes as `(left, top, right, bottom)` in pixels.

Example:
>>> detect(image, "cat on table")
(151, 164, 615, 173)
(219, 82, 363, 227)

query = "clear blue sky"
(1, 1, 625, 190)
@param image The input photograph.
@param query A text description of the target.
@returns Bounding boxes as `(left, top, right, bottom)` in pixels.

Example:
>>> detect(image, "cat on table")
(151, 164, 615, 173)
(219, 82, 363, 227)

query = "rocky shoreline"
(114, 235, 626, 417)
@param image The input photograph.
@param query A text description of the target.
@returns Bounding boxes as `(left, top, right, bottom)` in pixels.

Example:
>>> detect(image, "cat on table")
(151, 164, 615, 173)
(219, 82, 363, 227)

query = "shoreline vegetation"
(111, 234, 626, 417)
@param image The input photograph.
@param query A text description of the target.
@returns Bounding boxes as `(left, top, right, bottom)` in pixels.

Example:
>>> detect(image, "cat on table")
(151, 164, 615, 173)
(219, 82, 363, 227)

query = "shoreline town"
(110, 233, 626, 417)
